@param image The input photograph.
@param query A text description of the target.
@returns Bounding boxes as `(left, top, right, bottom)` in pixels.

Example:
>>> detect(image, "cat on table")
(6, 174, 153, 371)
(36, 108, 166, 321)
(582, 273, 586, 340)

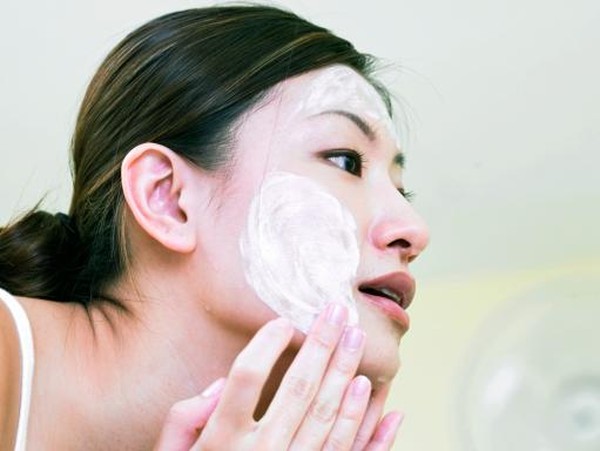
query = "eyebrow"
(316, 109, 405, 169)
(317, 109, 376, 140)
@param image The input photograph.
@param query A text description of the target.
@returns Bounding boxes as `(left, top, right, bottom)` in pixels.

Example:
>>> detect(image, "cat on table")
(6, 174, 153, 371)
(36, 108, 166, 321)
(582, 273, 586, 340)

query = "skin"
(0, 64, 429, 449)
(240, 171, 361, 332)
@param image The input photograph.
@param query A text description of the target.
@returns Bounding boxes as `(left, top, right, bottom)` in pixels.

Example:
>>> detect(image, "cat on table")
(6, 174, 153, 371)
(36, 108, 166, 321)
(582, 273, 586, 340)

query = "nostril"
(388, 238, 411, 249)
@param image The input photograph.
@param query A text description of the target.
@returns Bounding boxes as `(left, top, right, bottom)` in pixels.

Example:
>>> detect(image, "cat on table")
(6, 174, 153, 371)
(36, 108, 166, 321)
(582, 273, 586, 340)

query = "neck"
(29, 268, 277, 449)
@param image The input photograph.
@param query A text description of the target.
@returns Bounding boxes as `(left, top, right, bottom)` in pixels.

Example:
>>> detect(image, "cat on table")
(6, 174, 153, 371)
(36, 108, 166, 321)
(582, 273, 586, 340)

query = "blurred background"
(1, 0, 598, 449)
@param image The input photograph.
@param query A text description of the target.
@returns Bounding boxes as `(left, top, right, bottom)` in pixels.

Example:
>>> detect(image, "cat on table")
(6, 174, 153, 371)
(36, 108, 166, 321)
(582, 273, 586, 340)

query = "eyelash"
(398, 188, 416, 202)
(323, 149, 416, 202)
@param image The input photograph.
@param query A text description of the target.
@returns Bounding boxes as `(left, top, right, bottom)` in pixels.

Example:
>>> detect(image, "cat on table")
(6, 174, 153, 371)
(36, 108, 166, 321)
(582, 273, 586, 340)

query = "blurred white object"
(456, 272, 600, 451)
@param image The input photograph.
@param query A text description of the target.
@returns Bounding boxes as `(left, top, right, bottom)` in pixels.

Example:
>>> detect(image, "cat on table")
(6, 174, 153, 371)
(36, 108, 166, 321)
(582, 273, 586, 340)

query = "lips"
(356, 271, 416, 329)
(358, 272, 416, 310)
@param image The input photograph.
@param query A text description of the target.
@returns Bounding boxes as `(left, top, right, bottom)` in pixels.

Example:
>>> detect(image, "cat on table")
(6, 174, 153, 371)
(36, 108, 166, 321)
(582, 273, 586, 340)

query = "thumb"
(154, 378, 226, 451)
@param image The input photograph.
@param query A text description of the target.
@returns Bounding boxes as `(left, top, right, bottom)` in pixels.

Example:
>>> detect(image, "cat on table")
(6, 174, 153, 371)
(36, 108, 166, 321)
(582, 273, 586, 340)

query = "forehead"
(272, 65, 400, 149)
(290, 65, 388, 115)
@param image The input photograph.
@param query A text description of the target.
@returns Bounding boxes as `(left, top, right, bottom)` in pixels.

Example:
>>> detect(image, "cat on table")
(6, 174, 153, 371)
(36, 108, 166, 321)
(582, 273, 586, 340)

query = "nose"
(368, 198, 430, 264)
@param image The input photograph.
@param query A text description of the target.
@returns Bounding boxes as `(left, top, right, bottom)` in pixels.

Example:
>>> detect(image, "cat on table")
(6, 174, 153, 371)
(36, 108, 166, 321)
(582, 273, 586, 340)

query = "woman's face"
(192, 65, 429, 385)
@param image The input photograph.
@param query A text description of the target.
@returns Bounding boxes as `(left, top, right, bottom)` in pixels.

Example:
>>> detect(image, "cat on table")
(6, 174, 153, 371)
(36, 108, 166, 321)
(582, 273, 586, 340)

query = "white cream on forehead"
(296, 65, 401, 149)
(240, 171, 359, 333)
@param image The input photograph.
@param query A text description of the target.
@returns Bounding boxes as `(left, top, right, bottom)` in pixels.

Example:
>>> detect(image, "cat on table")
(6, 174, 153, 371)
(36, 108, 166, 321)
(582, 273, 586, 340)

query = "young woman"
(0, 5, 429, 450)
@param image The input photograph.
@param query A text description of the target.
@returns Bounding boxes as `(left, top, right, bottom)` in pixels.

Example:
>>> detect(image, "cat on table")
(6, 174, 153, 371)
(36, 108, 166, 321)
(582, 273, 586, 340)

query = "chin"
(356, 302, 405, 387)
(358, 341, 402, 388)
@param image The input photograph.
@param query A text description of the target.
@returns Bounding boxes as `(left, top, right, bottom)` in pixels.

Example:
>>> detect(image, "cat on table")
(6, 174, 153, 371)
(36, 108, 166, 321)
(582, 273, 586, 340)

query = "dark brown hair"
(0, 5, 391, 307)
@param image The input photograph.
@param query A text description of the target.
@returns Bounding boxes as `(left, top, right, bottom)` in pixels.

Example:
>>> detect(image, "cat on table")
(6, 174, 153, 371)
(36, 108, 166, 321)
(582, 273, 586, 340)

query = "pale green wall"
(392, 262, 600, 450)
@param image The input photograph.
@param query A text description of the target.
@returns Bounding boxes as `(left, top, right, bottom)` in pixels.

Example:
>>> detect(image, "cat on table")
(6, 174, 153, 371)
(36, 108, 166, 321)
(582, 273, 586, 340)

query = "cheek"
(239, 171, 360, 332)
(312, 181, 372, 248)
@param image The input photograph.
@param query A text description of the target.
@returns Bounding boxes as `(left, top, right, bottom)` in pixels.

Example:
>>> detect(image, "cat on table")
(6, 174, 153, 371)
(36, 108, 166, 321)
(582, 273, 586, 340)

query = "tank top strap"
(0, 289, 34, 451)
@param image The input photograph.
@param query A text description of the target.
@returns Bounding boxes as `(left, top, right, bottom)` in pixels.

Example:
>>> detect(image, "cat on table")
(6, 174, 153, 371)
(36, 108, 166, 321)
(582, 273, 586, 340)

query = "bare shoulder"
(0, 297, 22, 450)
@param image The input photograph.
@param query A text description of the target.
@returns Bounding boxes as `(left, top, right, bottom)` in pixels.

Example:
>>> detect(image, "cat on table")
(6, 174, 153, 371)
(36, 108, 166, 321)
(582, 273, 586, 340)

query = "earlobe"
(121, 143, 197, 253)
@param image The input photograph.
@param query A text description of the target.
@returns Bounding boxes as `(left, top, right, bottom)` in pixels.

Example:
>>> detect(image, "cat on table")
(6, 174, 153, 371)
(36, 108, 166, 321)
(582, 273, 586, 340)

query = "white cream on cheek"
(296, 65, 400, 149)
(240, 172, 359, 333)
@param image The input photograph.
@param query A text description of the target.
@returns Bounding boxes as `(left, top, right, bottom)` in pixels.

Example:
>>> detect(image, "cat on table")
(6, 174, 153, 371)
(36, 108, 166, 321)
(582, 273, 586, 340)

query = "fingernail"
(272, 317, 292, 330)
(201, 378, 226, 398)
(396, 412, 405, 429)
(351, 375, 371, 396)
(384, 412, 405, 442)
(326, 303, 346, 326)
(342, 326, 365, 351)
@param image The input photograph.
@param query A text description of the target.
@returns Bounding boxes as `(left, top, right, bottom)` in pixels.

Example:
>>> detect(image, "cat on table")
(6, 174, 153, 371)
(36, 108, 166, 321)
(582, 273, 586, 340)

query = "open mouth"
(357, 272, 416, 310)
(359, 286, 406, 308)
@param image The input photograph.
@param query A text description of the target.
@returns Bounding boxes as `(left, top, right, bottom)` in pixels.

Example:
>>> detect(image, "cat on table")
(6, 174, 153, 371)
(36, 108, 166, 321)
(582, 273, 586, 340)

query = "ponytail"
(0, 209, 87, 302)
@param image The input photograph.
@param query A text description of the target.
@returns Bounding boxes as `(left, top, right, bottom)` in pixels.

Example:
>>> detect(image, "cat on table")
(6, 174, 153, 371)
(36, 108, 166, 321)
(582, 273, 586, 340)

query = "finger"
(363, 411, 404, 451)
(289, 326, 366, 450)
(351, 383, 392, 451)
(153, 378, 226, 451)
(206, 317, 294, 429)
(321, 375, 372, 451)
(261, 303, 348, 442)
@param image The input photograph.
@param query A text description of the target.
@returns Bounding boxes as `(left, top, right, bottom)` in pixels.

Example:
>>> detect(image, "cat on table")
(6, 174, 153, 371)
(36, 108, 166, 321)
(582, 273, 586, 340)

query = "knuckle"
(309, 398, 338, 424)
(285, 375, 316, 399)
(323, 436, 348, 451)
(338, 392, 369, 423)
(340, 405, 363, 422)
(333, 354, 358, 374)
(306, 331, 337, 352)
(353, 431, 372, 449)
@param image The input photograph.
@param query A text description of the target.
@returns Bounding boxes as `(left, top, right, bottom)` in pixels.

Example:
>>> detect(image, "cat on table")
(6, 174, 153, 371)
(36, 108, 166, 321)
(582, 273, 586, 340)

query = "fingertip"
(305, 303, 349, 336)
(390, 411, 405, 443)
(351, 374, 372, 397)
(268, 317, 295, 341)
(373, 411, 405, 444)
(270, 316, 292, 330)
(390, 411, 405, 438)
(397, 411, 405, 428)
(325, 302, 348, 326)
(156, 390, 224, 450)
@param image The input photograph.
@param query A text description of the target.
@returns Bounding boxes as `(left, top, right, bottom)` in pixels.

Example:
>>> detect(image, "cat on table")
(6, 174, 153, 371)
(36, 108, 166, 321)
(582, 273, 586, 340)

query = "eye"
(324, 150, 365, 177)
(398, 187, 416, 203)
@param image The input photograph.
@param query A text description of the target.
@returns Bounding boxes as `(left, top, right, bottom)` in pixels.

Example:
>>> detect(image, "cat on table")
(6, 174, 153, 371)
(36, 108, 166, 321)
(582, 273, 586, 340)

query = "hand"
(352, 383, 405, 451)
(155, 304, 403, 450)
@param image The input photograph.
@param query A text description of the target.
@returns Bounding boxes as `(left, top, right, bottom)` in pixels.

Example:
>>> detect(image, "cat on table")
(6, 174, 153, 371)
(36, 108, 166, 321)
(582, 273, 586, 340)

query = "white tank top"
(0, 289, 34, 451)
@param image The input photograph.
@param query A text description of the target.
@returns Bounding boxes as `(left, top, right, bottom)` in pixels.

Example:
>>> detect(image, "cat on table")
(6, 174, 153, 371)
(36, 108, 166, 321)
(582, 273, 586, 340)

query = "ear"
(121, 143, 197, 253)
